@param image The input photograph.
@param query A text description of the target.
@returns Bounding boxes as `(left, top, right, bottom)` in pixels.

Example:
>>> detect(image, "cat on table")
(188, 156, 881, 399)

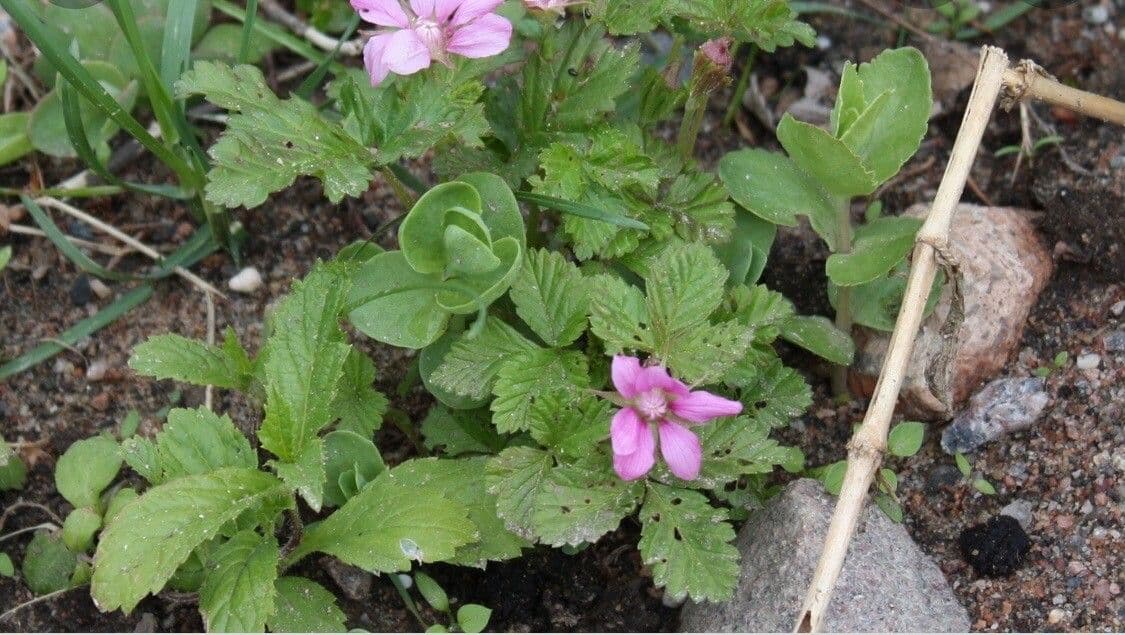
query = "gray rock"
(1000, 499, 1035, 530)
(1075, 353, 1101, 370)
(322, 557, 373, 601)
(941, 377, 1050, 454)
(679, 479, 969, 633)
(1104, 330, 1125, 353)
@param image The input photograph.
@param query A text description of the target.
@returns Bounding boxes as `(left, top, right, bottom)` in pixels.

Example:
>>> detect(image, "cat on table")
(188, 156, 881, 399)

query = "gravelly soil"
(2, 0, 1123, 631)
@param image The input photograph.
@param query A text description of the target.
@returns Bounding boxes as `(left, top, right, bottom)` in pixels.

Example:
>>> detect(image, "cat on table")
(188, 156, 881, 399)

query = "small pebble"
(1082, 5, 1109, 25)
(1112, 299, 1125, 316)
(661, 593, 685, 609)
(1000, 499, 1034, 530)
(815, 35, 831, 50)
(942, 377, 1049, 454)
(1047, 608, 1066, 624)
(397, 573, 413, 589)
(228, 267, 263, 294)
(85, 360, 110, 382)
(1079, 499, 1093, 514)
(89, 278, 112, 300)
(69, 274, 93, 306)
(1075, 353, 1100, 370)
(1052, 593, 1066, 606)
(1103, 330, 1125, 353)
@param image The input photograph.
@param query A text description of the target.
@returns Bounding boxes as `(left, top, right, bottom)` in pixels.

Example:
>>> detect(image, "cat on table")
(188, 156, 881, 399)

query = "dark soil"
(2, 0, 1123, 632)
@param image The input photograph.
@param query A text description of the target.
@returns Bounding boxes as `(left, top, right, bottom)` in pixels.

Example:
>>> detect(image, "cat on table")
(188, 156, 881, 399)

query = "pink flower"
(608, 355, 743, 481)
(351, 0, 513, 86)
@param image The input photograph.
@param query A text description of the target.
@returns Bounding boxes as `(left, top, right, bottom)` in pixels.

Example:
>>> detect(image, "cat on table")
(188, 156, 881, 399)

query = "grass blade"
(212, 0, 344, 67)
(296, 13, 361, 99)
(239, 0, 260, 64)
(21, 195, 135, 281)
(514, 191, 651, 231)
(0, 285, 154, 380)
(160, 0, 200, 93)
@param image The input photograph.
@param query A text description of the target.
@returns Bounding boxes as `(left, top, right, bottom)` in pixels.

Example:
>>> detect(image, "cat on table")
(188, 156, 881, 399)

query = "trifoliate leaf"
(268, 577, 347, 633)
(533, 460, 641, 547)
(176, 62, 373, 208)
(293, 469, 477, 573)
(638, 483, 738, 603)
(421, 406, 505, 457)
(430, 319, 538, 402)
(198, 530, 279, 633)
(491, 350, 588, 434)
(529, 392, 613, 461)
(23, 531, 76, 595)
(485, 447, 554, 540)
(728, 284, 796, 344)
(331, 350, 388, 438)
(389, 458, 528, 567)
(510, 249, 591, 347)
(259, 264, 351, 462)
(92, 468, 287, 613)
(55, 435, 120, 509)
(129, 331, 252, 390)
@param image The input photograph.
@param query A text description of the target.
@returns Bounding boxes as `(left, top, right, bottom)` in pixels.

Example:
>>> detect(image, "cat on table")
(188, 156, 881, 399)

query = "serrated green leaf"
(259, 264, 351, 462)
(293, 469, 476, 573)
(588, 274, 651, 353)
(692, 416, 790, 488)
(23, 531, 77, 595)
(779, 315, 855, 365)
(129, 332, 251, 390)
(322, 430, 385, 508)
(485, 447, 554, 540)
(331, 350, 388, 437)
(662, 318, 754, 385)
(430, 319, 538, 402)
(638, 483, 738, 602)
(776, 114, 877, 197)
(663, 170, 736, 245)
(456, 604, 492, 634)
(268, 577, 347, 633)
(533, 460, 641, 547)
(645, 243, 728, 350)
(529, 392, 613, 460)
(198, 530, 279, 633)
(131, 407, 257, 485)
(734, 357, 811, 428)
(510, 248, 590, 347)
(491, 350, 588, 434)
(421, 406, 505, 457)
(272, 437, 326, 512)
(826, 216, 921, 287)
(176, 62, 373, 208)
(665, 0, 815, 50)
(92, 468, 286, 613)
(887, 421, 925, 457)
(55, 435, 121, 509)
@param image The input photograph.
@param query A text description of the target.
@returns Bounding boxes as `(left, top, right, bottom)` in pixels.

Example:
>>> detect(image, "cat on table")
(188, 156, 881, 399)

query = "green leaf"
(955, 453, 971, 478)
(663, 0, 815, 50)
(819, 460, 847, 495)
(322, 430, 385, 508)
(826, 216, 921, 287)
(272, 437, 326, 512)
(22, 531, 77, 595)
(104, 488, 138, 523)
(733, 356, 812, 429)
(193, 23, 275, 64)
(429, 319, 538, 402)
(421, 406, 505, 457)
(92, 468, 287, 613)
(713, 207, 776, 287)
(645, 242, 728, 352)
(176, 62, 373, 208)
(661, 318, 754, 385)
(719, 149, 841, 251)
(875, 493, 903, 523)
(456, 604, 492, 634)
(259, 264, 351, 462)
(414, 571, 449, 612)
(331, 350, 388, 437)
(533, 461, 641, 547)
(485, 447, 554, 540)
(972, 478, 996, 495)
(510, 248, 591, 347)
(198, 530, 280, 632)
(130, 332, 252, 389)
(588, 274, 652, 354)
(887, 421, 925, 457)
(293, 469, 476, 573)
(0, 112, 33, 166)
(638, 483, 738, 602)
(693, 416, 791, 488)
(121, 407, 256, 485)
(776, 114, 877, 197)
(780, 315, 855, 365)
(878, 467, 899, 494)
(62, 507, 102, 553)
(829, 263, 944, 332)
(491, 350, 588, 434)
(0, 443, 27, 491)
(529, 392, 613, 461)
(0, 553, 14, 578)
(830, 62, 865, 137)
(268, 577, 347, 633)
(347, 251, 450, 349)
(420, 331, 490, 410)
(28, 61, 137, 160)
(389, 458, 527, 567)
(55, 435, 121, 509)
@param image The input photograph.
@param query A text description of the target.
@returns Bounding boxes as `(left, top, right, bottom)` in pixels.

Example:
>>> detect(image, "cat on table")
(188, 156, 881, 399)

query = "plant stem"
(380, 167, 418, 211)
(723, 45, 756, 127)
(830, 198, 855, 397)
(526, 202, 544, 248)
(388, 572, 429, 628)
(677, 88, 709, 160)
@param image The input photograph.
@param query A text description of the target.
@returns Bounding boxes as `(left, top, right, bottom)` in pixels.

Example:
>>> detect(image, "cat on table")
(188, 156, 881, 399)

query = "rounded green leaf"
(776, 114, 877, 197)
(436, 237, 522, 315)
(455, 172, 525, 249)
(887, 421, 925, 457)
(414, 571, 450, 612)
(399, 182, 483, 274)
(104, 487, 139, 523)
(323, 430, 386, 508)
(55, 435, 121, 509)
(826, 216, 921, 287)
(22, 531, 77, 595)
(347, 251, 450, 349)
(0, 552, 14, 577)
(780, 315, 855, 365)
(443, 224, 501, 275)
(269, 576, 347, 633)
(456, 604, 492, 634)
(0, 113, 33, 166)
(28, 61, 137, 159)
(62, 507, 102, 553)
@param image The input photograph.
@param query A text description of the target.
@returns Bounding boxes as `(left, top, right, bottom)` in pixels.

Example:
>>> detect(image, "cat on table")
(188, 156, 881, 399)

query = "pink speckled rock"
(848, 203, 1054, 419)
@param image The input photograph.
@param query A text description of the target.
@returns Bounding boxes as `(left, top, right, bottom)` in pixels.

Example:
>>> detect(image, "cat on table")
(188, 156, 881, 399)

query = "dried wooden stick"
(793, 46, 1012, 633)
(259, 0, 363, 56)
(1002, 61, 1125, 126)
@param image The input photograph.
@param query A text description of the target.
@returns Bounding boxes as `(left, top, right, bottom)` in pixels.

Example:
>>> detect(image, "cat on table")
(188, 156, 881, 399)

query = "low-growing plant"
(718, 47, 936, 393)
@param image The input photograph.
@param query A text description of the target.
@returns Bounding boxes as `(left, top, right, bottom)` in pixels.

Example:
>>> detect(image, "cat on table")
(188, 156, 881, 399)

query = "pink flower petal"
(448, 0, 504, 26)
(611, 355, 644, 398)
(610, 407, 647, 456)
(658, 421, 702, 480)
(433, 0, 463, 21)
(362, 33, 393, 86)
(613, 427, 656, 481)
(351, 0, 410, 27)
(633, 365, 688, 397)
(383, 29, 432, 75)
(670, 390, 743, 423)
(446, 13, 512, 58)
(409, 0, 437, 18)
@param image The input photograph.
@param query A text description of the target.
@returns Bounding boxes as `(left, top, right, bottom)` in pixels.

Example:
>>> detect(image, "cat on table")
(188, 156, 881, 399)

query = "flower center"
(634, 389, 668, 421)
(413, 18, 446, 60)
